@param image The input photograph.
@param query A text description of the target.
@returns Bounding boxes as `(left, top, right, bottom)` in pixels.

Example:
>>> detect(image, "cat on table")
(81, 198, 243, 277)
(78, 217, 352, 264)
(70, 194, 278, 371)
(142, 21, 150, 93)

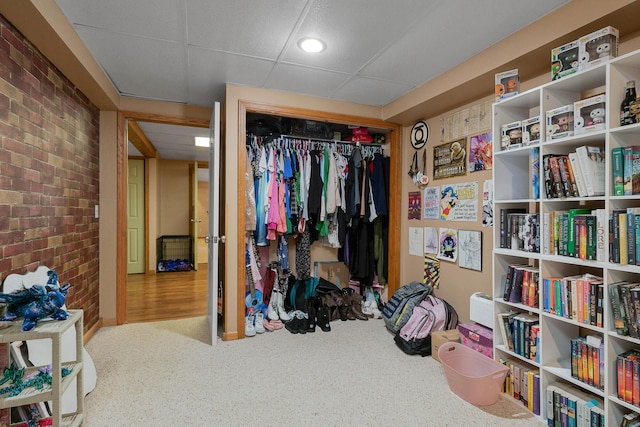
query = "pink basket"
(438, 342, 508, 406)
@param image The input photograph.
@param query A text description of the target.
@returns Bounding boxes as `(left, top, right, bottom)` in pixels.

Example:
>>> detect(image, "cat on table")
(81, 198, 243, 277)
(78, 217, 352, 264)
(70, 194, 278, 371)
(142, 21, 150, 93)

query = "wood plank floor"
(126, 265, 209, 323)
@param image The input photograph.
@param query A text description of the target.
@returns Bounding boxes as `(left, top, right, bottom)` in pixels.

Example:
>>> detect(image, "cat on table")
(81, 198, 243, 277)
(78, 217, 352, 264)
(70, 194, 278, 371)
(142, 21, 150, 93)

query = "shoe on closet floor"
(264, 319, 283, 331)
(267, 294, 279, 321)
(275, 292, 291, 322)
(254, 312, 265, 334)
(245, 315, 256, 337)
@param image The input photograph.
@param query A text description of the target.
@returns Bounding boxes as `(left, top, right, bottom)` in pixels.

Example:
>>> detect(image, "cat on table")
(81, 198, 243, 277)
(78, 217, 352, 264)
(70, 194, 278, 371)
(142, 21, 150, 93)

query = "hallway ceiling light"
(298, 38, 326, 53)
(195, 136, 210, 147)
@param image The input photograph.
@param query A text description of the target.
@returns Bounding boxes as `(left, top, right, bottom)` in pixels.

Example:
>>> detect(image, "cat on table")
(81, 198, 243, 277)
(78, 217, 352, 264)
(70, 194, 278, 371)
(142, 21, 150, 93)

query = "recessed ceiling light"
(298, 38, 325, 53)
(195, 136, 210, 147)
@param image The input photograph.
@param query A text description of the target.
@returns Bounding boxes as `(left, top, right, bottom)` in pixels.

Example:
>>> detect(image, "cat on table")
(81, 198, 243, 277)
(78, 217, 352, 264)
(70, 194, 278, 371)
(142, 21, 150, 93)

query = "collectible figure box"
(551, 40, 579, 81)
(574, 94, 606, 135)
(522, 116, 541, 145)
(579, 26, 619, 70)
(458, 322, 493, 358)
(500, 121, 522, 150)
(495, 68, 519, 102)
(546, 104, 574, 140)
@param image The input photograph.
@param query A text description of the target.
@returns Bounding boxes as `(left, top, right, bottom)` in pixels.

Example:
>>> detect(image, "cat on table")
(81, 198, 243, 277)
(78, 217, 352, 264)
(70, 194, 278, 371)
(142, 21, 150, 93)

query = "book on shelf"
(610, 282, 630, 335)
(542, 154, 556, 198)
(547, 155, 565, 198)
(531, 147, 540, 199)
(499, 358, 540, 415)
(620, 283, 640, 338)
(612, 146, 625, 196)
(623, 146, 640, 195)
(509, 213, 540, 253)
(617, 349, 640, 406)
(575, 145, 605, 197)
(546, 384, 603, 427)
(499, 208, 526, 249)
(568, 152, 588, 197)
(543, 274, 602, 324)
(497, 311, 517, 351)
(570, 335, 604, 390)
(567, 209, 591, 256)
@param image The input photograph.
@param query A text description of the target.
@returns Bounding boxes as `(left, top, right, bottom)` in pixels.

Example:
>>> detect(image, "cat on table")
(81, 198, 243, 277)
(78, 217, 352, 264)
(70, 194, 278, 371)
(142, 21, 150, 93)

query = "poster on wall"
(438, 228, 458, 262)
(424, 227, 438, 254)
(482, 180, 494, 227)
(433, 139, 467, 179)
(468, 132, 493, 172)
(408, 191, 421, 220)
(458, 230, 482, 271)
(440, 182, 478, 222)
(408, 227, 424, 256)
(423, 186, 440, 219)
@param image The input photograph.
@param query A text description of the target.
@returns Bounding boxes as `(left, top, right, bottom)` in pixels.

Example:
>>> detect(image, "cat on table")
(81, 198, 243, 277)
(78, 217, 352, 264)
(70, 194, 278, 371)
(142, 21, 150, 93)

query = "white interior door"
(207, 102, 222, 345)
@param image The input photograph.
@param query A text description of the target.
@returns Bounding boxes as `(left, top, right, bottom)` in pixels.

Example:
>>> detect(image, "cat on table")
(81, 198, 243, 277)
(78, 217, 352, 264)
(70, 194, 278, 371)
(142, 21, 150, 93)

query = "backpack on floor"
(393, 295, 459, 357)
(382, 281, 432, 333)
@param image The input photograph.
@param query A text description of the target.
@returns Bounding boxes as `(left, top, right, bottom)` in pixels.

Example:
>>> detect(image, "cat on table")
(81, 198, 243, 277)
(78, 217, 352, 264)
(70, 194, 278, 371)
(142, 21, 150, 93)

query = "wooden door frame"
(236, 100, 402, 338)
(116, 111, 210, 324)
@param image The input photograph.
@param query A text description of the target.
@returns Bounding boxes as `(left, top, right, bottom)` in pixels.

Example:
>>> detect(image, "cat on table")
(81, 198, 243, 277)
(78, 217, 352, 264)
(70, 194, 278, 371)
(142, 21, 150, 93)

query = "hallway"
(126, 266, 209, 323)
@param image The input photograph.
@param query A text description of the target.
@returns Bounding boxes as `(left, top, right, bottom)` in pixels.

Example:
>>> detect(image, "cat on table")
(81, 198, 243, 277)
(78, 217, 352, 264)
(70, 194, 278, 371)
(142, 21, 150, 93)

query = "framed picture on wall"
(437, 228, 457, 262)
(458, 230, 482, 271)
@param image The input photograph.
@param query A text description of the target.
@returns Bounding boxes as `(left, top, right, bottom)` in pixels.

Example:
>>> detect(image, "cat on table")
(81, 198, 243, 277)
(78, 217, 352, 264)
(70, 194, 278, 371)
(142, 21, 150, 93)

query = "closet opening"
(236, 102, 401, 338)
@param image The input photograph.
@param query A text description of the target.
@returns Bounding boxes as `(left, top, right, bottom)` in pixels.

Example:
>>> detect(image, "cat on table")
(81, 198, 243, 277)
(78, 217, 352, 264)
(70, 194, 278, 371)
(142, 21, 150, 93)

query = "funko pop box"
(501, 121, 522, 150)
(579, 26, 619, 71)
(546, 104, 574, 140)
(521, 116, 541, 146)
(574, 94, 606, 135)
(551, 40, 579, 81)
(495, 68, 519, 102)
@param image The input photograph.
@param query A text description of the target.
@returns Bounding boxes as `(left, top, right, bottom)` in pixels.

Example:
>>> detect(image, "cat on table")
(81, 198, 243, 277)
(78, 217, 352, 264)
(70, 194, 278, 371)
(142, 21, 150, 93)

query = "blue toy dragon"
(0, 270, 70, 331)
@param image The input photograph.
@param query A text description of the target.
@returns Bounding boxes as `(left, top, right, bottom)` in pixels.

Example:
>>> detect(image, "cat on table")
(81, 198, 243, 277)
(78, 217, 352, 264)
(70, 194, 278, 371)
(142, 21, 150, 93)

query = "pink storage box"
(438, 342, 508, 406)
(458, 322, 493, 358)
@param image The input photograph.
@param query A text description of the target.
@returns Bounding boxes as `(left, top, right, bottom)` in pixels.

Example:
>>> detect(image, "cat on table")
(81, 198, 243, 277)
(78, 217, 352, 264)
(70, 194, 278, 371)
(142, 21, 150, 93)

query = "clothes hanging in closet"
(245, 135, 389, 289)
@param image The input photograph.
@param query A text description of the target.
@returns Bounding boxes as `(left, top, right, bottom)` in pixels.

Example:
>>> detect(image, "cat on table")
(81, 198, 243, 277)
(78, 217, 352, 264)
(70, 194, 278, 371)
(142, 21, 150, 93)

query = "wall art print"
(408, 191, 421, 220)
(440, 182, 478, 222)
(468, 131, 492, 171)
(437, 228, 458, 262)
(433, 138, 467, 179)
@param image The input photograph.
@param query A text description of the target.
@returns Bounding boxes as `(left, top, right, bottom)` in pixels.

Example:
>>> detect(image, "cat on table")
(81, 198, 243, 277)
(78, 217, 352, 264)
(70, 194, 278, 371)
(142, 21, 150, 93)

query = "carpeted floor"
(83, 317, 543, 426)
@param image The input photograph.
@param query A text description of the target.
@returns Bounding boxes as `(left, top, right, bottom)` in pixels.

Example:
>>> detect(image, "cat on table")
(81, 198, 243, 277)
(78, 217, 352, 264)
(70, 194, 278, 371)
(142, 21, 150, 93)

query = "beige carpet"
(84, 317, 542, 426)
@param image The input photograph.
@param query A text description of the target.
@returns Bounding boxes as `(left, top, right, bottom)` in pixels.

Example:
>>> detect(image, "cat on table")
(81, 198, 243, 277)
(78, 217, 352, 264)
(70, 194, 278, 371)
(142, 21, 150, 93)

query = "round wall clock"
(410, 120, 429, 150)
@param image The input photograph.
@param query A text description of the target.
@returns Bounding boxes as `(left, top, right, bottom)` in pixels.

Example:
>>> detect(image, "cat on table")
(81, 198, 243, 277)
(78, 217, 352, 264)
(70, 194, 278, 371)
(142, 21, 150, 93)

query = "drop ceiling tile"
(186, 0, 306, 59)
(137, 123, 210, 161)
(333, 77, 413, 106)
(265, 63, 350, 99)
(282, 0, 435, 74)
(75, 26, 188, 103)
(361, 0, 569, 85)
(55, 0, 184, 42)
(187, 47, 276, 106)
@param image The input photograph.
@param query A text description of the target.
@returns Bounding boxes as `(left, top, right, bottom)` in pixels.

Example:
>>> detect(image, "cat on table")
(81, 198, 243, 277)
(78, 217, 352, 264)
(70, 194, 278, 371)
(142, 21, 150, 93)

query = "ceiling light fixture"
(195, 136, 210, 147)
(298, 38, 326, 53)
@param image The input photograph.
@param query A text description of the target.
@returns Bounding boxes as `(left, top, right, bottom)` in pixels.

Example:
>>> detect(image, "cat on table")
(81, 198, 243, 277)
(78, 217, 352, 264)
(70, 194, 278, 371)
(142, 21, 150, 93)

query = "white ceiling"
(53, 0, 570, 160)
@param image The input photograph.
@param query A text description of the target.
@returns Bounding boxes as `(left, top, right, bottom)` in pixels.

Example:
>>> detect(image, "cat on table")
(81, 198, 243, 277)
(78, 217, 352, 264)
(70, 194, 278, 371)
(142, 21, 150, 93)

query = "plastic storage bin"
(438, 342, 508, 406)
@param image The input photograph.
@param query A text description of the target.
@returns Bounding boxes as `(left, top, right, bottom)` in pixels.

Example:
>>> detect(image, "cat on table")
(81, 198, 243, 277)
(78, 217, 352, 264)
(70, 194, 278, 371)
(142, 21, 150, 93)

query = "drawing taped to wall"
(458, 230, 482, 271)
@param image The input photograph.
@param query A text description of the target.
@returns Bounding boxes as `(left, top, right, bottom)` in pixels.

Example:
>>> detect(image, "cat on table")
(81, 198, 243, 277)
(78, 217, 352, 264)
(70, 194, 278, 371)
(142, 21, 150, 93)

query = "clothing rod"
(279, 134, 385, 146)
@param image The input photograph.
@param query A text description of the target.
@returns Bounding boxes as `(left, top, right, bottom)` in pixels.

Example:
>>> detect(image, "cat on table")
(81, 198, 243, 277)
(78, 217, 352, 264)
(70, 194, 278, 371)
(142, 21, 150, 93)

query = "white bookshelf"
(492, 48, 640, 425)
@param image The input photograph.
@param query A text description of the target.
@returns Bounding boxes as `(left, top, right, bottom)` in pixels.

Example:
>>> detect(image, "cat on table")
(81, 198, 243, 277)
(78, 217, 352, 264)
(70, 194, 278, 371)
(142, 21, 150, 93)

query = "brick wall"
(0, 14, 100, 332)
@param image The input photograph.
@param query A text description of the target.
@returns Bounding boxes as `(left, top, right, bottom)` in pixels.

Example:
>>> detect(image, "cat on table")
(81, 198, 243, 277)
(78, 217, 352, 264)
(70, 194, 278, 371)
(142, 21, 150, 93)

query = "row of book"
(541, 209, 606, 261)
(570, 335, 604, 391)
(498, 359, 540, 415)
(542, 274, 604, 327)
(502, 263, 539, 308)
(546, 384, 604, 427)
(622, 412, 640, 427)
(499, 210, 540, 253)
(612, 146, 640, 196)
(610, 208, 640, 265)
(609, 281, 640, 338)
(617, 349, 640, 407)
(543, 146, 605, 199)
(497, 311, 539, 361)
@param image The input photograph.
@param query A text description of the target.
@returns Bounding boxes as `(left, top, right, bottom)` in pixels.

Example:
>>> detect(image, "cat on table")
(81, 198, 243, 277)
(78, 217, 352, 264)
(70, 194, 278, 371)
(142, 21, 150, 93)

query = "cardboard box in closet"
(314, 261, 349, 288)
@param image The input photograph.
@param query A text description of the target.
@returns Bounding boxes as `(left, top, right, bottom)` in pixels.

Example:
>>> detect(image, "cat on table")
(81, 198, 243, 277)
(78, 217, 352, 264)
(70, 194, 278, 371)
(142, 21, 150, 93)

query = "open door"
(189, 162, 200, 269)
(207, 102, 222, 345)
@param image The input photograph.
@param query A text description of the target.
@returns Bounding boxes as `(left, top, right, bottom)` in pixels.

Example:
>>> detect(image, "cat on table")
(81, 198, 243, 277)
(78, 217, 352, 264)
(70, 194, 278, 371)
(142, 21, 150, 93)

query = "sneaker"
(245, 315, 256, 337)
(361, 300, 373, 317)
(254, 312, 265, 334)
